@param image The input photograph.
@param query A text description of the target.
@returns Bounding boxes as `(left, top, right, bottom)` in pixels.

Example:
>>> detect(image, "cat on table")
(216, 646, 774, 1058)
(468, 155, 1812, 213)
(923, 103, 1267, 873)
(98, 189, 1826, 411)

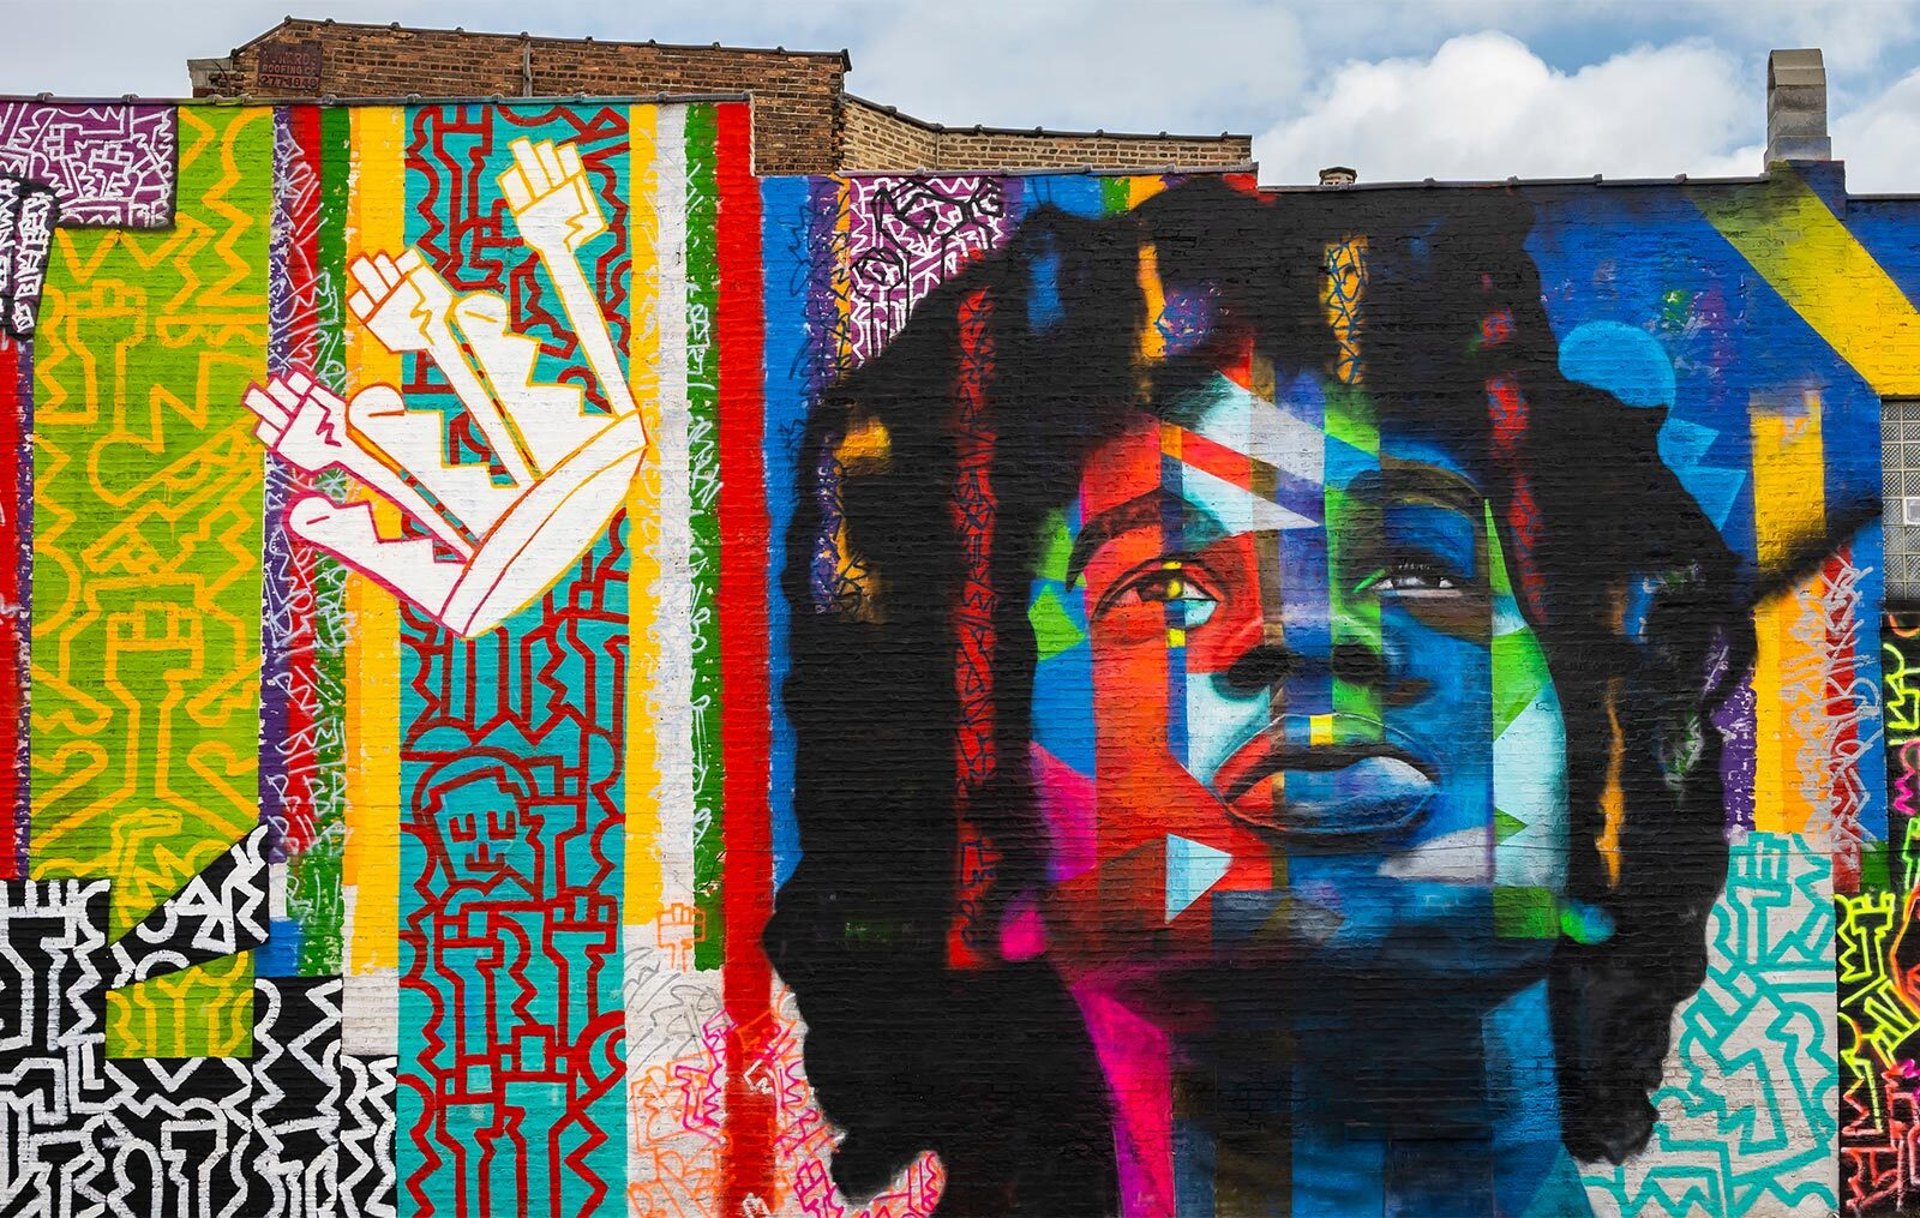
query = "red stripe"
(948, 288, 999, 969)
(713, 100, 776, 1214)
(1487, 373, 1547, 624)
(0, 338, 22, 880)
(289, 106, 323, 367)
(1827, 549, 1862, 892)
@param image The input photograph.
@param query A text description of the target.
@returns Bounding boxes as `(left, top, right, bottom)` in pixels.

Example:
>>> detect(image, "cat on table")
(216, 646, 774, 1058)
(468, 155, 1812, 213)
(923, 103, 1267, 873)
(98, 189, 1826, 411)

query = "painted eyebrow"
(1061, 463, 1484, 585)
(1063, 491, 1226, 586)
(1345, 462, 1485, 516)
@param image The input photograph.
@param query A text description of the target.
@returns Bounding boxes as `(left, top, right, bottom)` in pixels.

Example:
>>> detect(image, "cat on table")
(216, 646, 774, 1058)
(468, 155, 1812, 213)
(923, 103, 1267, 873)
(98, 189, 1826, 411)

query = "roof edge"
(231, 17, 852, 71)
(1258, 172, 1770, 192)
(843, 93, 1249, 143)
(1, 91, 755, 107)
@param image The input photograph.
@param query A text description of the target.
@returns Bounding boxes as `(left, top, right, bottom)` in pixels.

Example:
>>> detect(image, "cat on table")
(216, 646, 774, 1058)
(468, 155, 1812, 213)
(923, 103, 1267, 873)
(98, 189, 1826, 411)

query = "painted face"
(428, 768, 540, 893)
(1025, 367, 1570, 996)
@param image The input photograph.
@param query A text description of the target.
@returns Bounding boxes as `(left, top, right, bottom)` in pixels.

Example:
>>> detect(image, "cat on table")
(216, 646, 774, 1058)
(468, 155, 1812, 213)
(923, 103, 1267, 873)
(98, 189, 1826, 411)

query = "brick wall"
(204, 19, 1254, 176)
(839, 96, 938, 172)
(840, 95, 1252, 172)
(220, 19, 846, 174)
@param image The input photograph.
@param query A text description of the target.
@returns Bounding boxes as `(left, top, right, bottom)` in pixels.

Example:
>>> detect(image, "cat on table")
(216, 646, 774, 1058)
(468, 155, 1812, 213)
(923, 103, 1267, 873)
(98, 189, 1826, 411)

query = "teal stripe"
(396, 102, 632, 1215)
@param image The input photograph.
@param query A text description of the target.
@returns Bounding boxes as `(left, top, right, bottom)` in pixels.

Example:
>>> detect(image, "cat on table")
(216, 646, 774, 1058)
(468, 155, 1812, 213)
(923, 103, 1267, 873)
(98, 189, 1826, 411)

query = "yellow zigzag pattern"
(30, 106, 273, 1057)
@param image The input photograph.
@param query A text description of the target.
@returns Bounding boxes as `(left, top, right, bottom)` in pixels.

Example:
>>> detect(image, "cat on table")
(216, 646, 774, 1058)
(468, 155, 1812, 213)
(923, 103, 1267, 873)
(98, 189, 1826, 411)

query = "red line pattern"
(396, 104, 634, 1218)
(0, 335, 22, 879)
(949, 287, 999, 969)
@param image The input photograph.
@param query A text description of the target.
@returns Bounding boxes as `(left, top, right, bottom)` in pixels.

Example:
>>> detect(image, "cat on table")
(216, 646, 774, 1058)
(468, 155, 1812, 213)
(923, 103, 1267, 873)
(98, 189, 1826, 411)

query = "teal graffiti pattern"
(1584, 833, 1838, 1217)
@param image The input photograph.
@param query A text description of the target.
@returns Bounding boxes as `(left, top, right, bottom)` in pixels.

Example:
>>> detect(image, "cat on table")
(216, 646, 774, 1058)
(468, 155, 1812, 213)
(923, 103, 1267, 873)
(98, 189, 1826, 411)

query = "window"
(1884, 398, 1920, 602)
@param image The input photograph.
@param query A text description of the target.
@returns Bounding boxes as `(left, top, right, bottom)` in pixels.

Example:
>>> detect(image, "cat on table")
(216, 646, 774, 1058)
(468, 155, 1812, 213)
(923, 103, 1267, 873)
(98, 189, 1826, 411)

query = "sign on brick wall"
(256, 41, 323, 93)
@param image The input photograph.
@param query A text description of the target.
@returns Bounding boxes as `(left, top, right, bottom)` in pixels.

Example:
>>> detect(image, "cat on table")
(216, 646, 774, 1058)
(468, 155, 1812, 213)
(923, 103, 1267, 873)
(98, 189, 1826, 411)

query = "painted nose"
(1220, 641, 1384, 694)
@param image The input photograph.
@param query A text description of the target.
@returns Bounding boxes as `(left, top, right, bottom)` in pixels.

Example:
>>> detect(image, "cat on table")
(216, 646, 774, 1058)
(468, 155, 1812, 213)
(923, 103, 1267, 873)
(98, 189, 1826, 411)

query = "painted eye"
(1119, 567, 1219, 628)
(1362, 563, 1465, 598)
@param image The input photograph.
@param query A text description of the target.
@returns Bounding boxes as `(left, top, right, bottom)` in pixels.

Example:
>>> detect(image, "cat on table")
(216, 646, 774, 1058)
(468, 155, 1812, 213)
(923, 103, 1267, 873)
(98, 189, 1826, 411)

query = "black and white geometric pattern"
(0, 831, 395, 1217)
(0, 172, 55, 340)
(106, 824, 272, 991)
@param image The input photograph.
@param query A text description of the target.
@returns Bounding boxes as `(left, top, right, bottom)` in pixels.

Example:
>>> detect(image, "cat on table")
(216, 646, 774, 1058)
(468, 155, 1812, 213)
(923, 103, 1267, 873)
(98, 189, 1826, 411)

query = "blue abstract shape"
(1032, 638, 1095, 776)
(1560, 320, 1677, 408)
(1166, 835, 1231, 922)
(1658, 416, 1748, 531)
(1028, 241, 1064, 335)
(1684, 467, 1749, 532)
(1659, 415, 1719, 469)
(259, 917, 303, 977)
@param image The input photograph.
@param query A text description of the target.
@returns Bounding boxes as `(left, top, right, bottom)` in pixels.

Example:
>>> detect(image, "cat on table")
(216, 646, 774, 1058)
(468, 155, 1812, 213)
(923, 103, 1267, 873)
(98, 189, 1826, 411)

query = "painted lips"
(1212, 720, 1437, 842)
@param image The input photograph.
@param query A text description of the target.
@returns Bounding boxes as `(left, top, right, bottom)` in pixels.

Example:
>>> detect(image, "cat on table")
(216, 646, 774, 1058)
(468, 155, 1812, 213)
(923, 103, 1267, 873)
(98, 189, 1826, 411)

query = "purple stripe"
(257, 108, 295, 863)
(0, 103, 174, 228)
(1716, 667, 1758, 837)
(9, 340, 29, 873)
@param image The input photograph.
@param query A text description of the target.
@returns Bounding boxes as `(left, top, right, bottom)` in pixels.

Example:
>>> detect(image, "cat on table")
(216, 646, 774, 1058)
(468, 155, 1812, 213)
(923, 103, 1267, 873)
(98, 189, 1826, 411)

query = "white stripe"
(1185, 373, 1326, 488)
(624, 113, 725, 1194)
(1178, 462, 1319, 535)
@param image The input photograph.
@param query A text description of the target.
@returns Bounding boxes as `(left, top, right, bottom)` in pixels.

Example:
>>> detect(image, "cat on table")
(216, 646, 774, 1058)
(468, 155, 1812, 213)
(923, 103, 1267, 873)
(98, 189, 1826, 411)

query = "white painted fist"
(242, 139, 646, 637)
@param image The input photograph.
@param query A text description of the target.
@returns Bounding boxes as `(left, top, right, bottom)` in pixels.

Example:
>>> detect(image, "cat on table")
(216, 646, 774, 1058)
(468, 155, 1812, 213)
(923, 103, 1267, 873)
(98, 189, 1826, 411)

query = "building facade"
(189, 18, 1255, 175)
(0, 45, 1911, 1218)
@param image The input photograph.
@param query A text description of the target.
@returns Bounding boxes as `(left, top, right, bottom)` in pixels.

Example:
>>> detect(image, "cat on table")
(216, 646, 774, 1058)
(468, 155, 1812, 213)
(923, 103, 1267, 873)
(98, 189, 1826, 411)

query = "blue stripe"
(762, 175, 831, 890)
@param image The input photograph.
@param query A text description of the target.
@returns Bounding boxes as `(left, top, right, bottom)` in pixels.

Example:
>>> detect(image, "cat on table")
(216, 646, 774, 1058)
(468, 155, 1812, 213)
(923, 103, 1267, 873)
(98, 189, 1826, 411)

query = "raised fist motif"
(243, 139, 645, 637)
(499, 137, 607, 253)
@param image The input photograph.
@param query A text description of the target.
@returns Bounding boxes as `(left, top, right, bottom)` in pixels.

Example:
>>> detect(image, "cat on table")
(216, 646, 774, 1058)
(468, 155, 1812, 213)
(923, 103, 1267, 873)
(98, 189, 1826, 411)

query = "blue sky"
(4, 0, 1919, 189)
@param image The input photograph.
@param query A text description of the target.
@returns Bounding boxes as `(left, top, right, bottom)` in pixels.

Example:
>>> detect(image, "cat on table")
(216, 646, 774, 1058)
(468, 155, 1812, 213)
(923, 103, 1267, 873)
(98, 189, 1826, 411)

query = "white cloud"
(5, 1, 1920, 193)
(1713, 0, 1920, 78)
(1288, 0, 1920, 80)
(842, 0, 1311, 134)
(1835, 67, 1920, 192)
(1253, 32, 1763, 186)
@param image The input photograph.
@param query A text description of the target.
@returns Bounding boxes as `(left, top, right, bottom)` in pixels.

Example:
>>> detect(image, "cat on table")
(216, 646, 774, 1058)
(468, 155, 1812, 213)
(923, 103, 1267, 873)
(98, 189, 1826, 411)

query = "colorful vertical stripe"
(341, 102, 405, 1008)
(684, 103, 728, 975)
(29, 106, 273, 1055)
(0, 332, 26, 879)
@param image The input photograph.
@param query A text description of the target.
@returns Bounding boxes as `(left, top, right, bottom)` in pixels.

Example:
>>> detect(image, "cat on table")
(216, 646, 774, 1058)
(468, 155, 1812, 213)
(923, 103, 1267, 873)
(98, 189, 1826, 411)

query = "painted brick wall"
(0, 98, 1911, 1218)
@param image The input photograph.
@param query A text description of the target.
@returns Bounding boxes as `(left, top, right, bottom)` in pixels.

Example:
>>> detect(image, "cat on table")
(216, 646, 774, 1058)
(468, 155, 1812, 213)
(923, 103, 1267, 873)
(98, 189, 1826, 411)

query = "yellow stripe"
(1127, 175, 1167, 209)
(342, 106, 405, 975)
(1598, 680, 1625, 886)
(1699, 173, 1920, 395)
(626, 105, 664, 924)
(1137, 241, 1167, 363)
(1749, 396, 1826, 835)
(835, 177, 853, 352)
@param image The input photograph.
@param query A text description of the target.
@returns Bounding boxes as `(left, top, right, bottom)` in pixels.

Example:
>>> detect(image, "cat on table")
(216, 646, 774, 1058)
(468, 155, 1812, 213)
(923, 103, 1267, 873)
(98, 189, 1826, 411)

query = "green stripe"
(315, 107, 351, 386)
(1325, 384, 1382, 727)
(684, 103, 727, 971)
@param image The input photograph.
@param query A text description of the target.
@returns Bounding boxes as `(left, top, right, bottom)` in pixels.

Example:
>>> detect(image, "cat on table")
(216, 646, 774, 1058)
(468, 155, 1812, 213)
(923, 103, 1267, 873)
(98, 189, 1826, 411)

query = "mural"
(0, 97, 1909, 1216)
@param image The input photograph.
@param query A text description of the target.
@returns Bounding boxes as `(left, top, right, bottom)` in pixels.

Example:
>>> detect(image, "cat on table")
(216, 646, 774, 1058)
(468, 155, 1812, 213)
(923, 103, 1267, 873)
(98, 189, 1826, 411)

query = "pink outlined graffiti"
(842, 176, 1013, 367)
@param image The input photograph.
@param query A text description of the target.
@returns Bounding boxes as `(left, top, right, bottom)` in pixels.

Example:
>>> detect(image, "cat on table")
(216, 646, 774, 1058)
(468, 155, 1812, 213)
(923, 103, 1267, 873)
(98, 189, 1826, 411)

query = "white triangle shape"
(1165, 835, 1232, 923)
